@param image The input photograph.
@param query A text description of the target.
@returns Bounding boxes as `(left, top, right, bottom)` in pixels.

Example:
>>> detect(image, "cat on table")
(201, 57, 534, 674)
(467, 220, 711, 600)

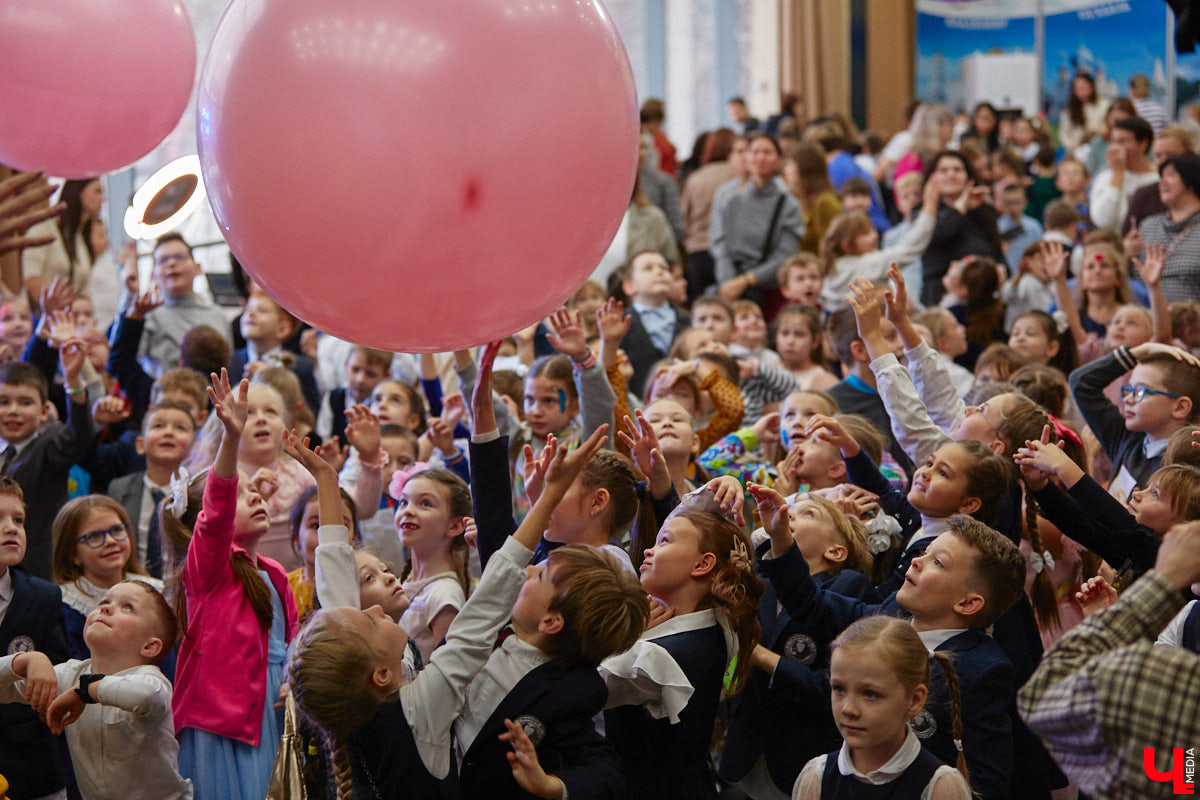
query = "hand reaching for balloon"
(545, 307, 589, 362)
(0, 171, 65, 256)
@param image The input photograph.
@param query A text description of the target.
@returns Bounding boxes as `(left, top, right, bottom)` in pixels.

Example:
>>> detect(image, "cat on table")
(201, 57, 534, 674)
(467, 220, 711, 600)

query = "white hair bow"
(1029, 549, 1055, 575)
(168, 466, 191, 520)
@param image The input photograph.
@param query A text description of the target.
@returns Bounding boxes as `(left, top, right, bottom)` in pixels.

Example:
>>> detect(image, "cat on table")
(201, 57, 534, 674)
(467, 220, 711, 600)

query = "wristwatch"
(75, 673, 105, 704)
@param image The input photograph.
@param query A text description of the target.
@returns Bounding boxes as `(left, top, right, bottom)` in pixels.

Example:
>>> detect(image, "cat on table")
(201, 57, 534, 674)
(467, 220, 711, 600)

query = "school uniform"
(797, 729, 969, 799)
(1033, 474, 1159, 578)
(622, 304, 689, 400)
(720, 542, 879, 797)
(108, 471, 169, 579)
(758, 542, 1015, 800)
(601, 610, 730, 800)
(0, 566, 70, 798)
(3, 396, 94, 580)
(456, 641, 623, 800)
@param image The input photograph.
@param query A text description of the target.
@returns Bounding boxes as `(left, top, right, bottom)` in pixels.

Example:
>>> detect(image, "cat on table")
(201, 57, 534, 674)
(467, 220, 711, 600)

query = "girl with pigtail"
(600, 478, 764, 800)
(845, 271, 1070, 798)
(166, 369, 299, 800)
(285, 427, 610, 800)
(793, 615, 971, 799)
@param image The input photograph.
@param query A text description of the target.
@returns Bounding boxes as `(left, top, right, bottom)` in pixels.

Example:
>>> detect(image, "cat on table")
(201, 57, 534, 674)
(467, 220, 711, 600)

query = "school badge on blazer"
(5, 636, 33, 655)
(909, 709, 937, 739)
(784, 633, 817, 665)
(514, 715, 547, 746)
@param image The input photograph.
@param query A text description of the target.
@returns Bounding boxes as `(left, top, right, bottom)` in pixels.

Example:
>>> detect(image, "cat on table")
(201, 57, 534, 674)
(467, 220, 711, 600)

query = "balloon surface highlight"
(197, 0, 638, 352)
(0, 0, 196, 177)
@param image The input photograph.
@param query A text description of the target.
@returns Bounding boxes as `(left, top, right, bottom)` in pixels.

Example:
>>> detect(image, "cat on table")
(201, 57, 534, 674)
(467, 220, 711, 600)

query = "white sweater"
(821, 211, 935, 312)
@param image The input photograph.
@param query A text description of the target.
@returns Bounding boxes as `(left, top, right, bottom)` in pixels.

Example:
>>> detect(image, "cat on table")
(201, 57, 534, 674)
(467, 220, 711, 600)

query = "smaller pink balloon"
(0, 0, 196, 177)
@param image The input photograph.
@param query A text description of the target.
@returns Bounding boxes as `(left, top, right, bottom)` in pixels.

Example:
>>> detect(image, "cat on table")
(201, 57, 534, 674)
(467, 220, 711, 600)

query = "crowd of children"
(2, 76, 1200, 800)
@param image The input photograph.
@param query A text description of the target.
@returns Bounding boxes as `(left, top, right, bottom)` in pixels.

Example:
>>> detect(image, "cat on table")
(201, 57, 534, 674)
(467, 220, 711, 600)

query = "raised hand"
(541, 425, 608, 501)
(44, 309, 77, 348)
(344, 403, 382, 462)
(1075, 575, 1118, 616)
(545, 306, 588, 361)
(747, 482, 790, 551)
(425, 416, 456, 456)
(752, 411, 780, 448)
(804, 414, 860, 458)
(471, 340, 504, 437)
(0, 171, 65, 255)
(250, 467, 280, 502)
(208, 368, 249, 438)
(883, 263, 910, 323)
(282, 428, 338, 481)
(846, 278, 883, 343)
(703, 474, 745, 526)
(1013, 428, 1078, 488)
(1129, 341, 1200, 369)
(522, 436, 556, 506)
(616, 411, 671, 499)
(1132, 242, 1166, 288)
(773, 446, 803, 498)
(127, 285, 164, 321)
(38, 276, 76, 319)
(1038, 239, 1068, 282)
(91, 395, 131, 426)
(58, 337, 87, 386)
(823, 482, 880, 517)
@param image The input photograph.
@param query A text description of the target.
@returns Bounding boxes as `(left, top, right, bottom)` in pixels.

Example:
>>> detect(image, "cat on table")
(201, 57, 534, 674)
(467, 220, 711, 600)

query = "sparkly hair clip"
(388, 462, 431, 499)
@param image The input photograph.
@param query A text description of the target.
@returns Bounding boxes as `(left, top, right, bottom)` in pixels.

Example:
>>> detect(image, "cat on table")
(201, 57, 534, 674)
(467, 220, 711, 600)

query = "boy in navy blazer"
(0, 476, 69, 797)
(751, 484, 1026, 800)
(455, 343, 649, 800)
(619, 252, 690, 398)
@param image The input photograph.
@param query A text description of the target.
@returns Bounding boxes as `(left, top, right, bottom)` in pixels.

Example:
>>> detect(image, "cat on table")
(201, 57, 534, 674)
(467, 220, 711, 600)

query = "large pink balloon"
(0, 0, 195, 177)
(198, 0, 637, 353)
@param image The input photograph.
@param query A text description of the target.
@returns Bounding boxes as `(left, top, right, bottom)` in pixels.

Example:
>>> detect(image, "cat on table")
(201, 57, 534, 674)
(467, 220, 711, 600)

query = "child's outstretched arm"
(1132, 244, 1173, 344)
(547, 307, 616, 444)
(343, 403, 386, 520)
(403, 426, 609, 779)
(186, 370, 248, 597)
(1045, 240, 1087, 347)
(468, 341, 517, 570)
(455, 346, 515, 440)
(695, 412, 780, 488)
(45, 667, 173, 734)
(0, 651, 62, 713)
(284, 429, 360, 610)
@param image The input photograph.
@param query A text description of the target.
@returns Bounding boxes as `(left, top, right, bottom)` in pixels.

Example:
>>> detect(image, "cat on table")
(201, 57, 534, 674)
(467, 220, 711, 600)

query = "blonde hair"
(287, 610, 392, 800)
(805, 496, 872, 574)
(832, 616, 969, 782)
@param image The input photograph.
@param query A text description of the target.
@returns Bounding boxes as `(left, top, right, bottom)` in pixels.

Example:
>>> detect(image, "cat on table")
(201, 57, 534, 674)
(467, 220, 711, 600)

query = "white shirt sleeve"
(792, 755, 825, 800)
(598, 639, 694, 721)
(95, 669, 173, 719)
(314, 524, 360, 610)
(1155, 600, 1194, 648)
(870, 350, 954, 465)
(1088, 169, 1126, 232)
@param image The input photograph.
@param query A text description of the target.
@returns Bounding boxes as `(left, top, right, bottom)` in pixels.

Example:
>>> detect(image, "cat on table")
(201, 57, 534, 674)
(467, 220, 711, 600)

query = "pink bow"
(389, 462, 431, 498)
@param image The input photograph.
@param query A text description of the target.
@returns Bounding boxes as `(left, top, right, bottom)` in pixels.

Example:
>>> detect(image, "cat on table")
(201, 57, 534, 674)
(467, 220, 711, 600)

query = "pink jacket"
(172, 472, 298, 745)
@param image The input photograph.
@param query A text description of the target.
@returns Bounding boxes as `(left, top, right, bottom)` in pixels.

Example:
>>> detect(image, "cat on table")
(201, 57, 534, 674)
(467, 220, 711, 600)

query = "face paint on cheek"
(557, 388, 567, 414)
(781, 429, 789, 448)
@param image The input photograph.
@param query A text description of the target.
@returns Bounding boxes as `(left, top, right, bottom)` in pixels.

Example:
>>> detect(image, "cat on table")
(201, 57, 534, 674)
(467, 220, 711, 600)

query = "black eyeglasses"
(76, 523, 129, 549)
(1120, 383, 1181, 404)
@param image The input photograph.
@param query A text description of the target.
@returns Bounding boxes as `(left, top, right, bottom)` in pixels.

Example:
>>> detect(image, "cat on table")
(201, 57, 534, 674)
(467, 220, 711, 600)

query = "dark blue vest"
(818, 745, 944, 799)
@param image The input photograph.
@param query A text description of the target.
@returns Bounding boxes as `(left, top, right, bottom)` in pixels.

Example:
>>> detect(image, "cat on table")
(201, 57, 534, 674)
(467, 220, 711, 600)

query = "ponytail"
(931, 651, 970, 785)
(1022, 486, 1061, 633)
(677, 510, 764, 693)
(327, 737, 355, 800)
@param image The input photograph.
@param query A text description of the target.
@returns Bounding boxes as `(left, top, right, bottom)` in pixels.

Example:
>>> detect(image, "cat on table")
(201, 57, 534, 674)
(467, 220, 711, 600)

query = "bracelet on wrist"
(66, 385, 86, 396)
(572, 352, 597, 370)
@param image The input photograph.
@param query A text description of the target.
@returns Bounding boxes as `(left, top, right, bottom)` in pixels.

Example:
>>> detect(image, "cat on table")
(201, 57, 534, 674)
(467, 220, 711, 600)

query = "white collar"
(1144, 436, 1170, 459)
(906, 516, 951, 550)
(642, 606, 738, 669)
(501, 631, 551, 665)
(836, 727, 923, 784)
(61, 573, 164, 616)
(0, 568, 11, 603)
(914, 625, 968, 652)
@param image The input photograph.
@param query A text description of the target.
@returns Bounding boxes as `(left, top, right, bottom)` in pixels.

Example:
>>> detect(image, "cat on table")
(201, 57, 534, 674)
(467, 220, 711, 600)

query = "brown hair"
(253, 367, 309, 430)
(690, 296, 735, 324)
(541, 545, 650, 667)
(954, 439, 1017, 527)
(1164, 425, 1200, 469)
(374, 379, 429, 435)
(947, 515, 1026, 628)
(1009, 363, 1069, 418)
(1043, 199, 1081, 231)
(180, 326, 232, 377)
(961, 259, 1004, 346)
(1147, 464, 1200, 526)
(786, 141, 834, 206)
(287, 609, 393, 800)
(776, 253, 822, 290)
(349, 346, 393, 374)
(821, 212, 875, 277)
(1137, 353, 1200, 423)
(974, 344, 1028, 384)
(396, 469, 472, 597)
(152, 368, 209, 414)
(674, 510, 764, 692)
(831, 616, 969, 781)
(0, 361, 49, 403)
(162, 471, 276, 636)
(490, 371, 524, 422)
(0, 476, 23, 504)
(579, 450, 645, 539)
(1011, 310, 1078, 376)
(826, 306, 864, 365)
(528, 355, 579, 404)
(142, 400, 198, 434)
(289, 485, 360, 563)
(1076, 244, 1133, 321)
(122, 578, 178, 663)
(51, 496, 147, 585)
(771, 303, 826, 367)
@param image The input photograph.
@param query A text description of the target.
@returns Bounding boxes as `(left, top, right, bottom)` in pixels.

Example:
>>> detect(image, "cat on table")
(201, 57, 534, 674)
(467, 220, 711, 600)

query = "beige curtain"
(779, 0, 851, 127)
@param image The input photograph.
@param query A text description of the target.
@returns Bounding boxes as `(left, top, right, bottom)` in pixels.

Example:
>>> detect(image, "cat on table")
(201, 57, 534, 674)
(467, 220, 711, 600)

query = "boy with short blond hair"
(230, 290, 320, 411)
(776, 253, 824, 308)
(0, 578, 190, 799)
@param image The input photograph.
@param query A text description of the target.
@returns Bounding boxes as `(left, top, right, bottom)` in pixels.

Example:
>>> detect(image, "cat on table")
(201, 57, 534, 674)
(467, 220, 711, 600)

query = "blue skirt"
(178, 575, 287, 800)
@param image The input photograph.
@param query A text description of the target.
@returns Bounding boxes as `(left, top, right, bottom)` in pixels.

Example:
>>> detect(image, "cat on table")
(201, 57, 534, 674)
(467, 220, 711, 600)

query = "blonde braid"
(328, 736, 354, 800)
(932, 652, 970, 785)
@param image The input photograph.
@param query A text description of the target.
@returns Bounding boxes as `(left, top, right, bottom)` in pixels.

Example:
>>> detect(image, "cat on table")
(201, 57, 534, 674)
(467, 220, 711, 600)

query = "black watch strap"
(75, 673, 105, 704)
